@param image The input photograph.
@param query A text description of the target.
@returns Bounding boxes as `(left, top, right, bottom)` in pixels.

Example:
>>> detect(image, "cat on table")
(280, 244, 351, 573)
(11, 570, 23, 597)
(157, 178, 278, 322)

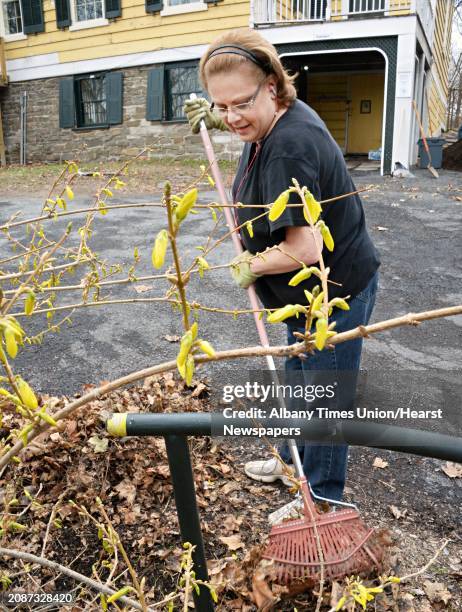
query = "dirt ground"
(0, 158, 237, 198)
(0, 375, 460, 611)
(0, 160, 461, 611)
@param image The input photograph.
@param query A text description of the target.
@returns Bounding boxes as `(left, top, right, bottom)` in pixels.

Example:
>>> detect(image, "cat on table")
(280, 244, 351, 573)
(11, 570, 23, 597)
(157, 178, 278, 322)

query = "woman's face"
(206, 64, 278, 143)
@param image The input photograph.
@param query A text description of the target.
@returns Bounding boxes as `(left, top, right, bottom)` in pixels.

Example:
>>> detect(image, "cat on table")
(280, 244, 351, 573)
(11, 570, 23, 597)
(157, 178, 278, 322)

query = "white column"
(392, 30, 417, 171)
(249, 0, 255, 27)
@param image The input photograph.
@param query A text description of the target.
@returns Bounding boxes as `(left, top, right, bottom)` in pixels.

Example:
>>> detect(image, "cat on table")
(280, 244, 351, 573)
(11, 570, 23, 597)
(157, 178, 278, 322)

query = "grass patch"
(0, 157, 237, 176)
(0, 158, 238, 195)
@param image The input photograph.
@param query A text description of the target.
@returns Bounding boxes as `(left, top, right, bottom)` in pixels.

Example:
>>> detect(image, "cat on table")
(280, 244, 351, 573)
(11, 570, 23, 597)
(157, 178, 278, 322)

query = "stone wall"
(0, 65, 242, 165)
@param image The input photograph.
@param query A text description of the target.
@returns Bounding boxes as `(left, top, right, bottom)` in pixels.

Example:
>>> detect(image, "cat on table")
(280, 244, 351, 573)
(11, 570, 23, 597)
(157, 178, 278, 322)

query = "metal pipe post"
(164, 435, 214, 612)
(106, 413, 462, 464)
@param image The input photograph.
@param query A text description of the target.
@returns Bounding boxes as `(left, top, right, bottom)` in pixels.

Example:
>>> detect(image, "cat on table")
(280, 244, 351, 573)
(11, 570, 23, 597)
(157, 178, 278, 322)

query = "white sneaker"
(244, 457, 293, 487)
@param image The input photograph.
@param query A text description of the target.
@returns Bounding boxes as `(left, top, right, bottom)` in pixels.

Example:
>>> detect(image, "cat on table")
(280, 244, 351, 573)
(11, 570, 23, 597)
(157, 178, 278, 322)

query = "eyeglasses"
(210, 80, 266, 117)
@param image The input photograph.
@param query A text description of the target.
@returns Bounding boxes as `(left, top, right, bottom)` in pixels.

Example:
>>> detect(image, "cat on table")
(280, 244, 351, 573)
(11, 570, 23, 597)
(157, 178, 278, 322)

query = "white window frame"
(69, 0, 109, 31)
(0, 0, 27, 41)
(160, 0, 208, 17)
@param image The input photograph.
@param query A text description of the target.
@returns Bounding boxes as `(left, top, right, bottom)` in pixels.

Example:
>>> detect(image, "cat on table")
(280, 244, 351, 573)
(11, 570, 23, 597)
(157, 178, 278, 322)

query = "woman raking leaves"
(184, 28, 380, 505)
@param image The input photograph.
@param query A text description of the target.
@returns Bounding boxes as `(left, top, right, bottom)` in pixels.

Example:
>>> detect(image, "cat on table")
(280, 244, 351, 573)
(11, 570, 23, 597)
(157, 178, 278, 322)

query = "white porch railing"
(330, 0, 411, 18)
(252, 0, 433, 28)
(252, 0, 329, 25)
(251, 0, 435, 48)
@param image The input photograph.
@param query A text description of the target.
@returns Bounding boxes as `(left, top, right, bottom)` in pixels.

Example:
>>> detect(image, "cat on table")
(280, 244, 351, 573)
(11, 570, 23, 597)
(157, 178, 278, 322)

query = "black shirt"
(232, 99, 380, 321)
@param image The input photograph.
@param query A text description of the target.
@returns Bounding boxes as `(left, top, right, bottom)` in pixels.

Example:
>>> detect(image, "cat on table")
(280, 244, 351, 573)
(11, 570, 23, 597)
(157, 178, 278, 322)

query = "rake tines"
(263, 479, 384, 584)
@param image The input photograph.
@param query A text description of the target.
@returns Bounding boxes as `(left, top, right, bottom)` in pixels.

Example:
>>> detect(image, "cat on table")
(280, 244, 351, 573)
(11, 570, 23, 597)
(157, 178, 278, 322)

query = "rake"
(191, 95, 385, 584)
(263, 447, 384, 584)
(413, 99, 439, 179)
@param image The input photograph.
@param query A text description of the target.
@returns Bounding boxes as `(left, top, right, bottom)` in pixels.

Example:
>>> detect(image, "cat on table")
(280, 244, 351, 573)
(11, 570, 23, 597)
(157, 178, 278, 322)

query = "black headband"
(205, 44, 271, 73)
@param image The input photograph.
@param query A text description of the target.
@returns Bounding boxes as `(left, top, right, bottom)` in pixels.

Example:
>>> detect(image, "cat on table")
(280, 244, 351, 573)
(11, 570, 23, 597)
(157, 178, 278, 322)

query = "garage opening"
(283, 51, 386, 158)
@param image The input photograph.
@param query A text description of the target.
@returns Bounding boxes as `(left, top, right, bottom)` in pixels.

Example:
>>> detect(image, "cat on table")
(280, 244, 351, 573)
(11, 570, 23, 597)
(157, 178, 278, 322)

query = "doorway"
(347, 73, 384, 154)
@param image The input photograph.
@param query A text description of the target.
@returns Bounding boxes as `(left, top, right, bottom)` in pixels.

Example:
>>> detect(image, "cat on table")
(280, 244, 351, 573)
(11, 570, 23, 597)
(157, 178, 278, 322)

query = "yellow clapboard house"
(0, 0, 454, 173)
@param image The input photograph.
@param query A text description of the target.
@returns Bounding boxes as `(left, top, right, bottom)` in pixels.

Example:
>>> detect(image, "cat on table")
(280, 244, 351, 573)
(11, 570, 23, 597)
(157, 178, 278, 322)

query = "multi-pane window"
(2, 0, 22, 34)
(60, 72, 122, 130)
(75, 74, 107, 127)
(75, 0, 103, 21)
(166, 65, 202, 120)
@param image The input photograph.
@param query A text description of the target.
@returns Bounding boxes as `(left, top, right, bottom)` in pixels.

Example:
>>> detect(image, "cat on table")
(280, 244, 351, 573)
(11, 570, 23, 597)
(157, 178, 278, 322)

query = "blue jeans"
(280, 272, 379, 501)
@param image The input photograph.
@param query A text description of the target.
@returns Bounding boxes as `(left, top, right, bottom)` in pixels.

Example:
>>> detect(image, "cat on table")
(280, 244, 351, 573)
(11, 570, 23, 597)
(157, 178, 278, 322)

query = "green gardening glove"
(183, 97, 228, 134)
(229, 250, 262, 289)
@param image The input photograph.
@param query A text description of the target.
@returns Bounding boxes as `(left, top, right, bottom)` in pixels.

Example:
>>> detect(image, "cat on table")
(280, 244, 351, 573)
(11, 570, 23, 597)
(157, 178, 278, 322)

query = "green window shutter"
(59, 78, 75, 129)
(146, 0, 162, 13)
(105, 0, 121, 18)
(55, 0, 71, 28)
(106, 72, 123, 125)
(146, 67, 164, 121)
(20, 0, 45, 33)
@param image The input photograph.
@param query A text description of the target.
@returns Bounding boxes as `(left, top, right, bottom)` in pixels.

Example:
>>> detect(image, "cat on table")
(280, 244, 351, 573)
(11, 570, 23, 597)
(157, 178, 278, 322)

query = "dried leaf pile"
(0, 374, 460, 610)
(0, 374, 301, 609)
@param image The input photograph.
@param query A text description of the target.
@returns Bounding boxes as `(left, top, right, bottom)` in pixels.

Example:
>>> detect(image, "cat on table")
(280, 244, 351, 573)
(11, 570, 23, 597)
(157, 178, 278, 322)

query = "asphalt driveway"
(0, 164, 461, 520)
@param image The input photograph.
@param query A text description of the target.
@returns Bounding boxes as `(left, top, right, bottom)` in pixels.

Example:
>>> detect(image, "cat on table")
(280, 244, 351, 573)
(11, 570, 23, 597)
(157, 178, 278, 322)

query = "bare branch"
(1, 303, 460, 469)
(0, 546, 153, 611)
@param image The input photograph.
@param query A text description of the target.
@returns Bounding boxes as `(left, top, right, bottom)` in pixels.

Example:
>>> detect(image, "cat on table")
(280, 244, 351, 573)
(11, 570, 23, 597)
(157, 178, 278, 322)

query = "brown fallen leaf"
(197, 497, 209, 509)
(441, 461, 462, 478)
(399, 592, 416, 612)
(207, 557, 230, 577)
(133, 284, 153, 293)
(423, 580, 452, 605)
(191, 382, 207, 397)
(114, 480, 137, 505)
(223, 515, 243, 534)
(208, 556, 248, 594)
(389, 505, 407, 519)
(57, 503, 75, 519)
(221, 482, 240, 495)
(329, 581, 344, 610)
(87, 435, 108, 453)
(373, 457, 389, 469)
(251, 567, 276, 611)
(219, 534, 245, 551)
(155, 464, 170, 478)
(220, 462, 231, 474)
(164, 334, 180, 343)
(228, 598, 246, 609)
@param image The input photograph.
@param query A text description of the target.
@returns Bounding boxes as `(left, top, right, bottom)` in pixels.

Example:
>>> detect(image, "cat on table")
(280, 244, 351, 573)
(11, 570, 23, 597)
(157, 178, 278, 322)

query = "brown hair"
(199, 29, 297, 107)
